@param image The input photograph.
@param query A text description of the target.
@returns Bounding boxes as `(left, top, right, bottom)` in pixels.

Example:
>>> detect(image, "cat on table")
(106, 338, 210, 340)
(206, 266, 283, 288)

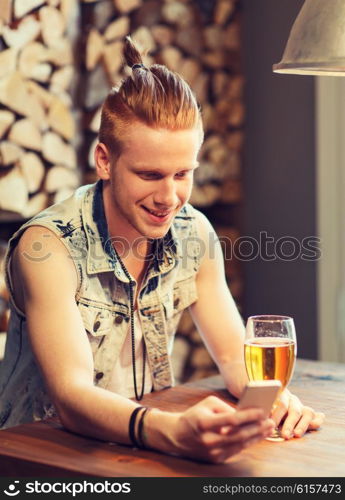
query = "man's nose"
(153, 178, 178, 207)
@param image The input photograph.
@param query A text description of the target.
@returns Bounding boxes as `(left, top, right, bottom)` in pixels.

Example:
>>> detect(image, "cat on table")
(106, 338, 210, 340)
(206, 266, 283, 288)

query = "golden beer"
(244, 337, 296, 390)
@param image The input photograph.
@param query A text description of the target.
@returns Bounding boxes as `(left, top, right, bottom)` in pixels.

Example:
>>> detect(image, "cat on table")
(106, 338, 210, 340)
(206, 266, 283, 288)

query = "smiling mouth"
(142, 206, 173, 218)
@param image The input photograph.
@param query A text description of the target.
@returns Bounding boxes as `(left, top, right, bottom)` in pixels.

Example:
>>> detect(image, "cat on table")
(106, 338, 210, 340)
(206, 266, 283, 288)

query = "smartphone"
(237, 380, 282, 418)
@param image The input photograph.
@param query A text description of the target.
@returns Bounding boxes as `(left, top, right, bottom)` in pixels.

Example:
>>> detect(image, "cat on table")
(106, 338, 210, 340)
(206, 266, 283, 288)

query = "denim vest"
(0, 181, 201, 429)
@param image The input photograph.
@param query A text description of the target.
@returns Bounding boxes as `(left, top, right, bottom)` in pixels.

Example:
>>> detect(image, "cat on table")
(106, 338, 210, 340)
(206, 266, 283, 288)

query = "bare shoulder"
(16, 225, 69, 256)
(14, 225, 78, 301)
(192, 207, 216, 241)
(192, 207, 222, 265)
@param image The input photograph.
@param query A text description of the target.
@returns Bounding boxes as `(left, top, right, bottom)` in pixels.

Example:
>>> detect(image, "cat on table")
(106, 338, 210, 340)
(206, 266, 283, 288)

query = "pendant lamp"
(273, 0, 345, 76)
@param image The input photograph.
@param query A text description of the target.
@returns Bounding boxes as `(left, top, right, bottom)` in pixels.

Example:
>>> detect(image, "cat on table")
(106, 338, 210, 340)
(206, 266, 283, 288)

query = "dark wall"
(242, 0, 317, 359)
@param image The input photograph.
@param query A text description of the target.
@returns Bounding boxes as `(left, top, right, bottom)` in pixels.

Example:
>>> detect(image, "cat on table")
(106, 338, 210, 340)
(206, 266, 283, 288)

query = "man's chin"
(140, 224, 172, 241)
(144, 230, 170, 241)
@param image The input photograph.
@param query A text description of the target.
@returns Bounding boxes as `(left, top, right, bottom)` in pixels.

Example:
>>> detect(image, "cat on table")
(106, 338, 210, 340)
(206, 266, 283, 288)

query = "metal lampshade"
(273, 0, 345, 76)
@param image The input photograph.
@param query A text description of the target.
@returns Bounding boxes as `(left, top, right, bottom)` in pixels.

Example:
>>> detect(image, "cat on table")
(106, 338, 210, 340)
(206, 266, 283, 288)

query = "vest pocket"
(162, 275, 198, 335)
(78, 304, 112, 336)
(78, 304, 112, 357)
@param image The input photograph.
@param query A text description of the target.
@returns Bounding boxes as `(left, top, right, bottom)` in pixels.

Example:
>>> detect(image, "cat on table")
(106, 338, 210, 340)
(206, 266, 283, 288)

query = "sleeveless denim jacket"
(0, 181, 201, 429)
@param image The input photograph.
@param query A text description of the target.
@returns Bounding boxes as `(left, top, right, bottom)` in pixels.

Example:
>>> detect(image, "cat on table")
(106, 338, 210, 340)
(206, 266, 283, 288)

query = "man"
(0, 38, 324, 463)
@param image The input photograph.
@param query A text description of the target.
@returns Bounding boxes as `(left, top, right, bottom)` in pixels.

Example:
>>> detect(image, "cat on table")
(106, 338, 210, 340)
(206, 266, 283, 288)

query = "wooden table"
(0, 359, 344, 477)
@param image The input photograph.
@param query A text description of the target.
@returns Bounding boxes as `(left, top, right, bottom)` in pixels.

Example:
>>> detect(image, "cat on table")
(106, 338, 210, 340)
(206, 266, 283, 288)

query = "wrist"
(218, 359, 248, 398)
(143, 408, 181, 455)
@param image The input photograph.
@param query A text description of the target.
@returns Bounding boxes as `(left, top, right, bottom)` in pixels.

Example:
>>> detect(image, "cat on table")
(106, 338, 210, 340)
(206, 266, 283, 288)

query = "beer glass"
(244, 315, 297, 441)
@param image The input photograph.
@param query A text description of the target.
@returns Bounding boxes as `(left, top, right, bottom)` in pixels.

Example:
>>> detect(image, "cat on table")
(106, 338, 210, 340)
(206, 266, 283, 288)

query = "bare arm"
(15, 226, 140, 444)
(189, 211, 248, 398)
(13, 226, 273, 462)
(190, 211, 325, 438)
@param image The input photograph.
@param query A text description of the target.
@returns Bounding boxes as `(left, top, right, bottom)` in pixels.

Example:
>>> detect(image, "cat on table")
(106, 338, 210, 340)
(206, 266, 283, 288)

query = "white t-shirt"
(108, 310, 153, 398)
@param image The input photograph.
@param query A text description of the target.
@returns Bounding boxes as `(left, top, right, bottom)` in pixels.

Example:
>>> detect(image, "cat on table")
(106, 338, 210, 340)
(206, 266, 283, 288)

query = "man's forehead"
(120, 123, 202, 145)
(128, 161, 200, 171)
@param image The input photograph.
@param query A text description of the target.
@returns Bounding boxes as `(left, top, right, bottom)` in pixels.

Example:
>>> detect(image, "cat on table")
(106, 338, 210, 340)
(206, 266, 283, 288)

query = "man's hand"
(147, 395, 274, 464)
(271, 389, 325, 439)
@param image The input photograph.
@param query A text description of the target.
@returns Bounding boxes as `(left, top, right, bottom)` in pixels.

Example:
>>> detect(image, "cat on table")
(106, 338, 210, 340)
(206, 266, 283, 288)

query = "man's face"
(104, 122, 202, 241)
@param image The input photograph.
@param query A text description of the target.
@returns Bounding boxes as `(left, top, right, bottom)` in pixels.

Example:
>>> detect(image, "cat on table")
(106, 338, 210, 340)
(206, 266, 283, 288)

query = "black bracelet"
(137, 407, 150, 449)
(128, 406, 144, 448)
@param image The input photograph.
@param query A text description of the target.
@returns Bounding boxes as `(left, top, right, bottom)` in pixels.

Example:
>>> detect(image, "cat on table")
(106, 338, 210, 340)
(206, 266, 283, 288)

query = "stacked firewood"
(0, 0, 80, 217)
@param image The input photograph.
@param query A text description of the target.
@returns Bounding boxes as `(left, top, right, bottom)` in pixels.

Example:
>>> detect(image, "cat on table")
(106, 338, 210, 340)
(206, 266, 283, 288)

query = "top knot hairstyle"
(99, 36, 203, 159)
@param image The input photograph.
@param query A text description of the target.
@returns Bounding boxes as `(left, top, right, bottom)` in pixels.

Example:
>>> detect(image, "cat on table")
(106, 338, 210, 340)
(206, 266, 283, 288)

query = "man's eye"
(139, 173, 159, 180)
(175, 171, 190, 178)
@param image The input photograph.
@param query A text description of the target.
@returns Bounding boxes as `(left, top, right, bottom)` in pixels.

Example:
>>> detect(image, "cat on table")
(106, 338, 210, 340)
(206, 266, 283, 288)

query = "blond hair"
(99, 36, 202, 158)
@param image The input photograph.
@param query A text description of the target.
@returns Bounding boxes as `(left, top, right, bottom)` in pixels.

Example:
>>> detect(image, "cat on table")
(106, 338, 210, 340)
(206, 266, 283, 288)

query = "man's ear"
(94, 142, 111, 180)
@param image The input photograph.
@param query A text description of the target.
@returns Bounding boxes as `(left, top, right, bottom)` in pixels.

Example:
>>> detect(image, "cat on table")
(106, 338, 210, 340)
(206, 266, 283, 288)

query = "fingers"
(203, 418, 274, 448)
(207, 437, 262, 464)
(178, 392, 324, 465)
(271, 391, 325, 439)
(291, 408, 315, 438)
(270, 390, 290, 427)
(201, 407, 266, 432)
(197, 420, 274, 464)
(193, 395, 266, 433)
(211, 432, 270, 464)
(280, 401, 310, 439)
(224, 419, 275, 444)
(308, 411, 325, 429)
(202, 393, 324, 442)
(176, 395, 275, 464)
(291, 409, 325, 438)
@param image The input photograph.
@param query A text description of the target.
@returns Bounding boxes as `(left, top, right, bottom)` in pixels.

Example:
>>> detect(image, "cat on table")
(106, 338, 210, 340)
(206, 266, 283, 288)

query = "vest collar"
(82, 181, 181, 280)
